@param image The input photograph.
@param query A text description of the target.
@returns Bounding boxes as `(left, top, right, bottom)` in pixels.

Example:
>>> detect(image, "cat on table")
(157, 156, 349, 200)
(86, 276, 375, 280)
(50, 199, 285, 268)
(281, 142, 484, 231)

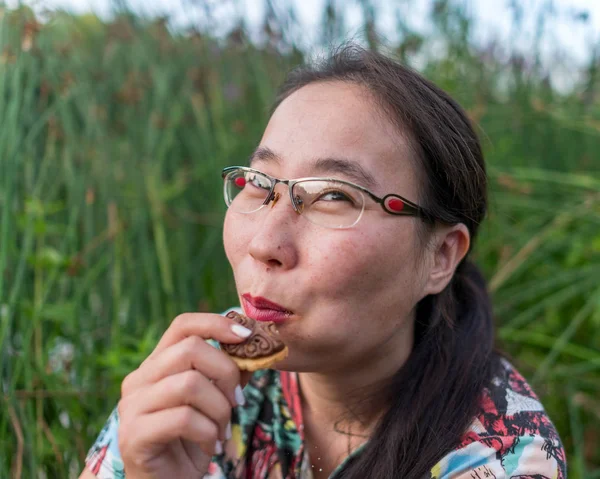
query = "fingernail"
(234, 384, 246, 406)
(231, 324, 252, 338)
(225, 421, 232, 440)
(215, 440, 223, 455)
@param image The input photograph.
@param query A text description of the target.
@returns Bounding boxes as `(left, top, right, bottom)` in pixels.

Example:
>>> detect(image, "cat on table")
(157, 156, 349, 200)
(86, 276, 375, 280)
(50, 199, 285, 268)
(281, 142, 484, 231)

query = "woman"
(81, 45, 566, 479)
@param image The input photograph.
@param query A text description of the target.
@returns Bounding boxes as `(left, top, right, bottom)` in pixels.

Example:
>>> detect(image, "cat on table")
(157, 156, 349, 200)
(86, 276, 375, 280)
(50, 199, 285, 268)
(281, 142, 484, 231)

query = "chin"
(270, 354, 297, 372)
(274, 354, 340, 374)
(270, 354, 316, 373)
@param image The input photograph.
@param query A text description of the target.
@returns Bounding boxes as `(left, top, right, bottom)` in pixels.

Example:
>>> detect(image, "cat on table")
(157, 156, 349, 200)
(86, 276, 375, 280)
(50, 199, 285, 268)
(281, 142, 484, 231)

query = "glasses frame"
(221, 166, 432, 226)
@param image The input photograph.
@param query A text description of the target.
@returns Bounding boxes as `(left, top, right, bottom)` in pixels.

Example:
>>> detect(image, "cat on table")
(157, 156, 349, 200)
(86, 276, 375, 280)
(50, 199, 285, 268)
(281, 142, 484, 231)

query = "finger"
(120, 405, 221, 459)
(150, 313, 252, 358)
(122, 370, 232, 440)
(122, 336, 242, 407)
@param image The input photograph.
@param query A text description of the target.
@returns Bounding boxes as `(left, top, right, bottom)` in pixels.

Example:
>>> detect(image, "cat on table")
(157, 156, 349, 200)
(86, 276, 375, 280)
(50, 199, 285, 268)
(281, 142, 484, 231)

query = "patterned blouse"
(86, 318, 567, 479)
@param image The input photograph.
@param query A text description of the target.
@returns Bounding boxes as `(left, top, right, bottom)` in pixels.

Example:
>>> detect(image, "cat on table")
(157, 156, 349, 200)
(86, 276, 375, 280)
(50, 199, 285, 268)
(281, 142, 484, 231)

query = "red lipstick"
(242, 294, 292, 323)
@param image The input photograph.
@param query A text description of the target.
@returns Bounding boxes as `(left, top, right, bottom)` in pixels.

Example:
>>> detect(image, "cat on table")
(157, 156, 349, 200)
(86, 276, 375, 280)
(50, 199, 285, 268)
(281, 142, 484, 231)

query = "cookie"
(221, 311, 289, 371)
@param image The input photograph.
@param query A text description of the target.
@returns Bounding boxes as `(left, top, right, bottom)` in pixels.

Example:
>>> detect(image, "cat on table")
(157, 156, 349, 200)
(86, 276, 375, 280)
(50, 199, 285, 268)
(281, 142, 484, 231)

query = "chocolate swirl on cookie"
(222, 311, 285, 359)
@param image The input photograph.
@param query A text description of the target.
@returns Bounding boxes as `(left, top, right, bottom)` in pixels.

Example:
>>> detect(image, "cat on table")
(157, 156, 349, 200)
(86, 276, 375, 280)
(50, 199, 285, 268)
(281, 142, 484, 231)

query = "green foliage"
(0, 1, 598, 477)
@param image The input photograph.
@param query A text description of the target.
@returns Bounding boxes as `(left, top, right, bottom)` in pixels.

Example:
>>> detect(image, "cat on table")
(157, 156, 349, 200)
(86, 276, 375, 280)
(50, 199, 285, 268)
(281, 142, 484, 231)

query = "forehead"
(257, 81, 418, 194)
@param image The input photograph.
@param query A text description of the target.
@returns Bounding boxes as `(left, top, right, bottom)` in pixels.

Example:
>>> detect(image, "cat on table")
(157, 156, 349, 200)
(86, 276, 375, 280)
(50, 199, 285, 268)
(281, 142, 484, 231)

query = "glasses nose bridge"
(269, 178, 300, 213)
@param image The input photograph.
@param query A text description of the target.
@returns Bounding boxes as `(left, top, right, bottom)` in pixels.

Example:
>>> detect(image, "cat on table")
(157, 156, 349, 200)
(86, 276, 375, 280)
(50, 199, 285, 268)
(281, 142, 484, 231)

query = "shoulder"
(431, 358, 567, 479)
(85, 409, 125, 478)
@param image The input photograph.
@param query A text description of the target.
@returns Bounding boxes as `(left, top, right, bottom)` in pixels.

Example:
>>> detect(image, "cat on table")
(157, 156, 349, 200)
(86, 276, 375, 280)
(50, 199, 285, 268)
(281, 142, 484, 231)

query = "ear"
(422, 223, 470, 296)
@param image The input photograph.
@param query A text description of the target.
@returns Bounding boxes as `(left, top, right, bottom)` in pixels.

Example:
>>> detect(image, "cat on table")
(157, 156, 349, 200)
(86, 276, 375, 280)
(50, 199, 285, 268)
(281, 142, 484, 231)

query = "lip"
(242, 294, 293, 323)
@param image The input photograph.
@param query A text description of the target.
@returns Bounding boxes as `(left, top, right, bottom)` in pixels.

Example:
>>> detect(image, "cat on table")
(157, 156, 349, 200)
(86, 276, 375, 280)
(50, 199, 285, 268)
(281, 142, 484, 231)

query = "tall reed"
(0, 1, 598, 477)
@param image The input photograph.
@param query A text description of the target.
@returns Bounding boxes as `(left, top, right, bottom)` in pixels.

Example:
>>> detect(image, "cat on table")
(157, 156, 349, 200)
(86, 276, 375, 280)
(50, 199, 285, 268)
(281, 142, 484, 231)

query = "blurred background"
(0, 0, 598, 477)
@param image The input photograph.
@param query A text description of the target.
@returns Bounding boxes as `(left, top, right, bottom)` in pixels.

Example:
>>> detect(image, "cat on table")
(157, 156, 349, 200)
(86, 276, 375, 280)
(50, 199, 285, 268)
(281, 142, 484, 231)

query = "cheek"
(312, 229, 416, 296)
(223, 210, 247, 266)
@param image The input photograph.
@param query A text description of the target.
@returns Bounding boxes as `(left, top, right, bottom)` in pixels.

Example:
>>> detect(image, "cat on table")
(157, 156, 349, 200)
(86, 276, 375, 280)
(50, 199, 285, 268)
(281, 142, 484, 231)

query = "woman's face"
(223, 81, 432, 373)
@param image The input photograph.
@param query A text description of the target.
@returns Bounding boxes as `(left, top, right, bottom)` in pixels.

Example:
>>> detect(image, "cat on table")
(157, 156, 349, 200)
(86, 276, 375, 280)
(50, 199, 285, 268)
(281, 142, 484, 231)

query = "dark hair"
(272, 44, 500, 478)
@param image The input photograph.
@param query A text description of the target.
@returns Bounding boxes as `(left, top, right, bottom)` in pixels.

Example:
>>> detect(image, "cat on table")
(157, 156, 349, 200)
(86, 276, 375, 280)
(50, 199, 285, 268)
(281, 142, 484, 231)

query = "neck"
(298, 319, 414, 436)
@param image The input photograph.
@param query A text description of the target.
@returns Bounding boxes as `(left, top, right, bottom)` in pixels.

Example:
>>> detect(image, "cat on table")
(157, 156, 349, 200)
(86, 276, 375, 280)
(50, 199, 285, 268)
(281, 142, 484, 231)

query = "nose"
(248, 185, 300, 270)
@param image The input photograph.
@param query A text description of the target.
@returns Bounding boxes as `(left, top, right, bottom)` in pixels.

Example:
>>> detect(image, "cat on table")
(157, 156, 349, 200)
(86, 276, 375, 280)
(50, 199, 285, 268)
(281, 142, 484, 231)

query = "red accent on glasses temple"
(234, 177, 246, 188)
(386, 198, 405, 212)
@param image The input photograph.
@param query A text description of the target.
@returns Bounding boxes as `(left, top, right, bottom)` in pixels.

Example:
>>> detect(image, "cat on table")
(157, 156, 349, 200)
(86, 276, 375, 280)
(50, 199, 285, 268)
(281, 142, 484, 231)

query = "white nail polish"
(234, 384, 246, 406)
(231, 324, 252, 338)
(226, 421, 232, 440)
(215, 440, 223, 455)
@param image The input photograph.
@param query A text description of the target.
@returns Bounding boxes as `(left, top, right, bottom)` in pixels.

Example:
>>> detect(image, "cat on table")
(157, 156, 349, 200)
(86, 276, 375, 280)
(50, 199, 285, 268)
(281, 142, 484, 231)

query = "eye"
(317, 189, 354, 203)
(247, 174, 271, 190)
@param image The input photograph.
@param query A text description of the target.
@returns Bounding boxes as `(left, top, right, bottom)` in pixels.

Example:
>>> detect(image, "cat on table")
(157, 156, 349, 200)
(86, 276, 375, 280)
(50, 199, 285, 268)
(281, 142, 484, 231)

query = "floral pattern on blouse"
(86, 314, 566, 479)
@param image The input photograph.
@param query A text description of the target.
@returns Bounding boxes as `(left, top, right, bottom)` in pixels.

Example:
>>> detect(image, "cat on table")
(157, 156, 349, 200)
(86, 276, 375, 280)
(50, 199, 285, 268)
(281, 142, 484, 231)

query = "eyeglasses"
(221, 166, 430, 229)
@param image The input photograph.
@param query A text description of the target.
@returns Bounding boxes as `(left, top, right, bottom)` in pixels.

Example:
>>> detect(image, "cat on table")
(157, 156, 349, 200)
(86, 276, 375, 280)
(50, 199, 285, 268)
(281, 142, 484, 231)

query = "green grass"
(0, 1, 599, 477)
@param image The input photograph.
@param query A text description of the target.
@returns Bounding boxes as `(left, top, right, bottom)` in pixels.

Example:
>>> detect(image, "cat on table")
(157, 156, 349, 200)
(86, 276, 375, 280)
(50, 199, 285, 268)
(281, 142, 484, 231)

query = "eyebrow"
(248, 146, 378, 189)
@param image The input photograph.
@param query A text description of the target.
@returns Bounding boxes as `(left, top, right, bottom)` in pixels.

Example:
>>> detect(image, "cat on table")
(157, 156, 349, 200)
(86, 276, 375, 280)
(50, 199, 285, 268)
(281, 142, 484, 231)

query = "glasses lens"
(224, 169, 272, 213)
(293, 180, 365, 229)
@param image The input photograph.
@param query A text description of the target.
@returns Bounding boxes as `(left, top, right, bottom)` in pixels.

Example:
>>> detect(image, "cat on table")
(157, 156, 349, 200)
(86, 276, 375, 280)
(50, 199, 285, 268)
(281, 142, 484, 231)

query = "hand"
(117, 313, 253, 479)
